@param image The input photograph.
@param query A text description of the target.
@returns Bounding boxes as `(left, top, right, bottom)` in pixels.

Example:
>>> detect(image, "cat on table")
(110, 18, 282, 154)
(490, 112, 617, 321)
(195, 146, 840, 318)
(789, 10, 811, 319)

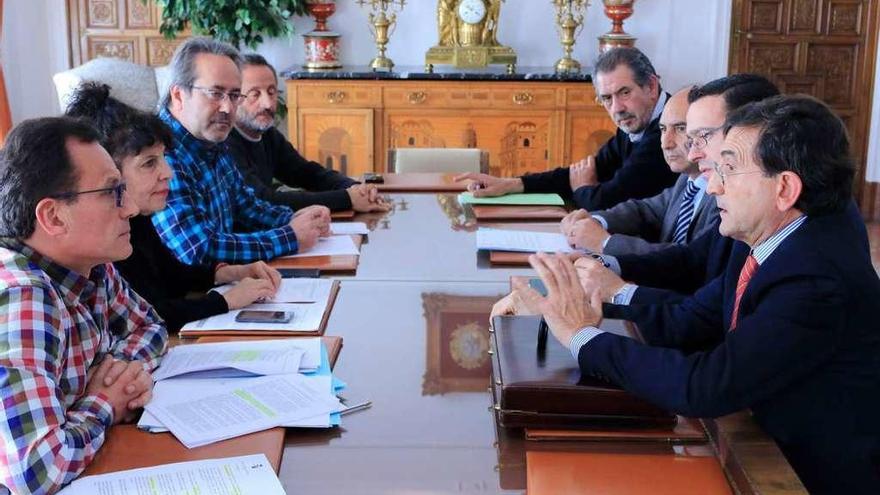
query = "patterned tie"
(671, 180, 700, 244)
(729, 255, 758, 331)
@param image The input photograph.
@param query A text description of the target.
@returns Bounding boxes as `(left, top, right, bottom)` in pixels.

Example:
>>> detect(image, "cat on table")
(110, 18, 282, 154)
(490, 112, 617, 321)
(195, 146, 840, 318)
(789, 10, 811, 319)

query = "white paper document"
(144, 374, 341, 448)
(180, 302, 326, 334)
(279, 235, 359, 258)
(57, 454, 284, 495)
(213, 278, 334, 303)
(476, 227, 573, 253)
(330, 222, 370, 235)
(152, 340, 319, 381)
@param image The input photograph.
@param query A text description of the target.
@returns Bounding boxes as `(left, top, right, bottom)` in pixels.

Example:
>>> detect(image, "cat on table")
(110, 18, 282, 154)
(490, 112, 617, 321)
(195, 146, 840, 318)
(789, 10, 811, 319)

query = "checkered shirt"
(151, 108, 298, 265)
(0, 239, 167, 495)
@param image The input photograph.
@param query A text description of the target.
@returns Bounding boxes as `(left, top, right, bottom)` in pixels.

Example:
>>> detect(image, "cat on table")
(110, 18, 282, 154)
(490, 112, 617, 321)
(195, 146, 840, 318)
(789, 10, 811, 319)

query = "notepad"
(330, 222, 370, 235)
(278, 235, 360, 258)
(476, 227, 573, 253)
(212, 278, 334, 304)
(458, 192, 565, 206)
(57, 454, 285, 495)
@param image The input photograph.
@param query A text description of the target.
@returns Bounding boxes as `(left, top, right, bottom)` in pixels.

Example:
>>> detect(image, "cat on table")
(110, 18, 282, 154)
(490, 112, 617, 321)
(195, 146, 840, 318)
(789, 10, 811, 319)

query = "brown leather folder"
(525, 416, 707, 444)
(526, 450, 732, 495)
(196, 335, 344, 369)
(270, 236, 361, 273)
(489, 250, 530, 266)
(330, 210, 355, 219)
(179, 281, 340, 338)
(81, 426, 285, 476)
(472, 205, 567, 221)
(490, 315, 674, 429)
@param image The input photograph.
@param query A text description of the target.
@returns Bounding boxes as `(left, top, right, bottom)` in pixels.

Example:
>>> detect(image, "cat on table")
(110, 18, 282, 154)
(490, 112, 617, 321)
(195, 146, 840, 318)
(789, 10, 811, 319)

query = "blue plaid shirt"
(152, 109, 298, 265)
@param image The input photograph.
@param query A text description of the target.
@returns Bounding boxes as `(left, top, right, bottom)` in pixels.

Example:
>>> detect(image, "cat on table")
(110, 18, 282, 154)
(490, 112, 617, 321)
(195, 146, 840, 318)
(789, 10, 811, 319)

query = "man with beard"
(455, 47, 677, 210)
(226, 54, 389, 213)
(560, 86, 718, 256)
(151, 38, 331, 266)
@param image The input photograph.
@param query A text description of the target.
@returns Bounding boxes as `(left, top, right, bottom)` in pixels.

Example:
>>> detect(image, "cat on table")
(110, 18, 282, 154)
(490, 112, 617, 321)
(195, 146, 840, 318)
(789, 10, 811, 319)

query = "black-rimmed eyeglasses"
(49, 182, 127, 208)
(190, 85, 246, 104)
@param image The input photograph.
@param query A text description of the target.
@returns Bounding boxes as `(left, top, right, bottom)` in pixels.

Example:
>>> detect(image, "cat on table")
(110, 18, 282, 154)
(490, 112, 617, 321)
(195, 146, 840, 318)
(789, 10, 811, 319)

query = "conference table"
(272, 192, 806, 494)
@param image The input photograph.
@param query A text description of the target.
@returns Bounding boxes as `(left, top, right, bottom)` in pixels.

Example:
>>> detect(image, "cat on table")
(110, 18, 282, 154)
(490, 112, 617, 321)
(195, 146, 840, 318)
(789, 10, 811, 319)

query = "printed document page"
(213, 278, 334, 304)
(57, 454, 284, 495)
(152, 341, 306, 381)
(279, 235, 359, 258)
(144, 374, 341, 448)
(476, 228, 573, 253)
(330, 222, 369, 235)
(180, 302, 326, 334)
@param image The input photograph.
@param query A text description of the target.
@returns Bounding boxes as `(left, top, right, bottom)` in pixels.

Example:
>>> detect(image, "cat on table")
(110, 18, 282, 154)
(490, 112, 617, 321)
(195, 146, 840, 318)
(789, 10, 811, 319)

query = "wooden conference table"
(272, 191, 805, 494)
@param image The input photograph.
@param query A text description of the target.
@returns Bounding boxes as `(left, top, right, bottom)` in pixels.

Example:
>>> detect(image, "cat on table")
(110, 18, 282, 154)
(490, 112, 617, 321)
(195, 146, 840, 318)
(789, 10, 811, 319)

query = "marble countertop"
(281, 65, 593, 82)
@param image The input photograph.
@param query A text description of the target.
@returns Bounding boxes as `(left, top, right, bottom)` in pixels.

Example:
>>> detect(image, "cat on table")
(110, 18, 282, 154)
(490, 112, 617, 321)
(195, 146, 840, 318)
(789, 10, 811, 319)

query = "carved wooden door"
(730, 0, 880, 216)
(67, 0, 187, 67)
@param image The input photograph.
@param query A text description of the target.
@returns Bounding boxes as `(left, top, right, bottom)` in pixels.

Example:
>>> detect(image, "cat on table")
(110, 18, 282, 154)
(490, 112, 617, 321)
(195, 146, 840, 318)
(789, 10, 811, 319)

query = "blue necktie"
(671, 181, 700, 244)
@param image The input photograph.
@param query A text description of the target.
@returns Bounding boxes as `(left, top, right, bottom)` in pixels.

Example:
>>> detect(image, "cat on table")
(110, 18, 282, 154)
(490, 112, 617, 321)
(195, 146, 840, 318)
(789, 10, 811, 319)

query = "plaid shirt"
(152, 109, 298, 265)
(0, 239, 167, 495)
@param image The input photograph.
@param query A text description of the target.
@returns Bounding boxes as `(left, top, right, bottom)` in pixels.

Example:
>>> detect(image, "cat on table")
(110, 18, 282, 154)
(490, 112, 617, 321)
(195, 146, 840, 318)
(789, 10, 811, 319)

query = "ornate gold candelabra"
(598, 0, 636, 52)
(356, 0, 407, 71)
(552, 0, 590, 74)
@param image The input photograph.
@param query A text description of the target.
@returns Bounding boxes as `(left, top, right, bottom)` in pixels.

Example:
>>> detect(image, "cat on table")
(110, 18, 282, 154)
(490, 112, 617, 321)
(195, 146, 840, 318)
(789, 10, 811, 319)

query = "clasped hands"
(86, 355, 153, 424)
(215, 261, 282, 310)
(560, 208, 610, 253)
(347, 184, 391, 213)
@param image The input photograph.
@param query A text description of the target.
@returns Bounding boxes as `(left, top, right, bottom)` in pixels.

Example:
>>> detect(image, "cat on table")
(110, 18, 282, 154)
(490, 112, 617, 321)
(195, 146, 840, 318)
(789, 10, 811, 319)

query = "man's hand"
(87, 356, 153, 424)
(569, 156, 598, 191)
(222, 277, 279, 310)
(215, 261, 281, 290)
(348, 184, 392, 213)
(513, 253, 603, 347)
(453, 172, 524, 198)
(574, 257, 626, 303)
(568, 218, 611, 253)
(560, 209, 590, 238)
(290, 205, 331, 251)
(489, 279, 542, 322)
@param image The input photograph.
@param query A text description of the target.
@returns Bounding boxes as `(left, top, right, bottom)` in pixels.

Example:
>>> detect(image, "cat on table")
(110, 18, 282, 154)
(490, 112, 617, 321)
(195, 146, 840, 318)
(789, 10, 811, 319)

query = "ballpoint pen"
(340, 400, 372, 416)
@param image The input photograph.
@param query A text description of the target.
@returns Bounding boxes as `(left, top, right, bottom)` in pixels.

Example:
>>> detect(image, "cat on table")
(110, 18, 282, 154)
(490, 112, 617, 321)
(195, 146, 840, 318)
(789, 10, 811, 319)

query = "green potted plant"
(153, 0, 309, 49)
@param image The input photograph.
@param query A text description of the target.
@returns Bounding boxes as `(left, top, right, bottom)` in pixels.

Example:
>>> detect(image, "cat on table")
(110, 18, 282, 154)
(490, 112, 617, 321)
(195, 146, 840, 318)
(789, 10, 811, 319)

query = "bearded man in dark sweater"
(227, 54, 389, 213)
(455, 47, 677, 210)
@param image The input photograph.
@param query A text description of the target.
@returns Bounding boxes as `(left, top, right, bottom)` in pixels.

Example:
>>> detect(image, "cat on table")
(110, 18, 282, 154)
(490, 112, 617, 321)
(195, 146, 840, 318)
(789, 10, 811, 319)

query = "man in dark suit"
(454, 47, 677, 210)
(560, 86, 719, 256)
(518, 95, 880, 493)
(227, 54, 389, 213)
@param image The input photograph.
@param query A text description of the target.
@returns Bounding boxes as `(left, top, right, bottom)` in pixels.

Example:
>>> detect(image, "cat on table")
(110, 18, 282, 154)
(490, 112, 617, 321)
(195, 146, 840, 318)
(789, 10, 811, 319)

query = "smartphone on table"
(234, 310, 293, 324)
(362, 172, 384, 184)
(278, 268, 321, 278)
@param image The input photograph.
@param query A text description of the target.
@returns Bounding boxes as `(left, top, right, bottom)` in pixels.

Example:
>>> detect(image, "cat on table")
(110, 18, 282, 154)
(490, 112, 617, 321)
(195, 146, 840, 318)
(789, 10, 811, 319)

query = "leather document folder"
(490, 315, 674, 429)
(472, 205, 568, 221)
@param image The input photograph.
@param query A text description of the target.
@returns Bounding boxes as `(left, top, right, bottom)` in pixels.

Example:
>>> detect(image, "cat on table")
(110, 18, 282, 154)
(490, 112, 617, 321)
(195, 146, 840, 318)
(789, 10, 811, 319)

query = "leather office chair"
(53, 58, 172, 113)
(388, 148, 489, 174)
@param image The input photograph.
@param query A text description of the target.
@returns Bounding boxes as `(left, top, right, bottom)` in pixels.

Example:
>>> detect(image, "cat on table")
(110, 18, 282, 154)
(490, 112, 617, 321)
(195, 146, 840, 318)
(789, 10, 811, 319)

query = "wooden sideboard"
(284, 68, 618, 179)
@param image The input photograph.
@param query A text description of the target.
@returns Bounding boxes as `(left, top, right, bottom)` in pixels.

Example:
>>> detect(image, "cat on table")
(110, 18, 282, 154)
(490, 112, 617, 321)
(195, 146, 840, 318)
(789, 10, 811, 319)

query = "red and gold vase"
(304, 0, 342, 69)
(598, 0, 637, 52)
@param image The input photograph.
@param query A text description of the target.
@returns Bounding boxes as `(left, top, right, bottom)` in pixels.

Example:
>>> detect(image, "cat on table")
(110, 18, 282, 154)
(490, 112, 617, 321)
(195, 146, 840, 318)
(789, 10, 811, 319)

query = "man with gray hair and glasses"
(152, 37, 330, 266)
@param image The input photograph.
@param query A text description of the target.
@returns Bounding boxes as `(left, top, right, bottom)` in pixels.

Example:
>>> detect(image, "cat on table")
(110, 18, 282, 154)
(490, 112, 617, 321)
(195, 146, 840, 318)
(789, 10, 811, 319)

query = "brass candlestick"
(356, 0, 407, 71)
(599, 0, 636, 52)
(552, 0, 590, 74)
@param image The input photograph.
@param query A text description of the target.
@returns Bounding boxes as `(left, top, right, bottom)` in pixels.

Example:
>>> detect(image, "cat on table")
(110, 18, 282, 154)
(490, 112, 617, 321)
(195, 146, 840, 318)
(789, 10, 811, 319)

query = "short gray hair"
(160, 37, 242, 109)
(592, 47, 658, 88)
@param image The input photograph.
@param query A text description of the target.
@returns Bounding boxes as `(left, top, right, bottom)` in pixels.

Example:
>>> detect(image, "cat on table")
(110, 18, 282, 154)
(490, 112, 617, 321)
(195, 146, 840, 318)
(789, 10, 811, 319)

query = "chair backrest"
(388, 148, 488, 174)
(53, 58, 161, 113)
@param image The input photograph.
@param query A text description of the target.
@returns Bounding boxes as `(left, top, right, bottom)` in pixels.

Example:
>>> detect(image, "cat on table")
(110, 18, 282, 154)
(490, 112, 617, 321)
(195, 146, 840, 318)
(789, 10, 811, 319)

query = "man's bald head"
(658, 87, 696, 176)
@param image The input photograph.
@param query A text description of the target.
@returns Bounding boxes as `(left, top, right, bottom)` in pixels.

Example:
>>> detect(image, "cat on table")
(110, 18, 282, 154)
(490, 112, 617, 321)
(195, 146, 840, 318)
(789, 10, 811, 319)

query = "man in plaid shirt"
(151, 38, 331, 266)
(0, 118, 168, 494)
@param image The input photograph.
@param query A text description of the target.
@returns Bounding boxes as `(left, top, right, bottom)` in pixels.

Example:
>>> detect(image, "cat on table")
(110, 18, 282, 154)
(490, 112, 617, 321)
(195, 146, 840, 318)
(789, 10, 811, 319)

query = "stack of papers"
(140, 339, 346, 448)
(476, 227, 573, 253)
(330, 222, 370, 235)
(58, 454, 285, 495)
(278, 235, 360, 258)
(458, 192, 565, 206)
(180, 279, 339, 338)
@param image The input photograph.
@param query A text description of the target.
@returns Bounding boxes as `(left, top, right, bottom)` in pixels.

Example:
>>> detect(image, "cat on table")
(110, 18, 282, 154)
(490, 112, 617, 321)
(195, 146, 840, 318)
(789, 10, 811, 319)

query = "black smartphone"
(363, 172, 384, 184)
(278, 268, 321, 278)
(528, 278, 548, 296)
(234, 310, 293, 324)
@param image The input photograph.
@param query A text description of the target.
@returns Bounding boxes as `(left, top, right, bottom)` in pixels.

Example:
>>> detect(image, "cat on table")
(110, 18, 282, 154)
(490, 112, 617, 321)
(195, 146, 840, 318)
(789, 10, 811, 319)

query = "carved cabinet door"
(729, 0, 880, 213)
(297, 108, 374, 179)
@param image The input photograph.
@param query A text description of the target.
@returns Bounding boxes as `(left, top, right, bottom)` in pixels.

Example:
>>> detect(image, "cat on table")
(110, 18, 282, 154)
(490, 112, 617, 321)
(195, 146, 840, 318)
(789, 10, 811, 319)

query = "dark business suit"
(520, 103, 677, 211)
(580, 202, 880, 493)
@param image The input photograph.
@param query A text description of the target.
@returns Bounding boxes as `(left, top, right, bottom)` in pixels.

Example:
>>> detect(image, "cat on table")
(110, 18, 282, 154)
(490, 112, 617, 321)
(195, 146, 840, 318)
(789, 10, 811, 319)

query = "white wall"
(867, 41, 880, 181)
(2, 0, 731, 123)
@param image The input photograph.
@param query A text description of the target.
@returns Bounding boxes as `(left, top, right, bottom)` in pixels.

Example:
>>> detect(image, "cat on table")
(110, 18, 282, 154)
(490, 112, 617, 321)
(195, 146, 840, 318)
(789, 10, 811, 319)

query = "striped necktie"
(671, 180, 700, 244)
(729, 255, 758, 331)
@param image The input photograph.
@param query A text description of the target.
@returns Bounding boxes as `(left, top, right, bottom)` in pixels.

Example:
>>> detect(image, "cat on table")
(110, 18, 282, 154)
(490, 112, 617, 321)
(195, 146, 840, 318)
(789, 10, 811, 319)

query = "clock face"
(457, 0, 487, 25)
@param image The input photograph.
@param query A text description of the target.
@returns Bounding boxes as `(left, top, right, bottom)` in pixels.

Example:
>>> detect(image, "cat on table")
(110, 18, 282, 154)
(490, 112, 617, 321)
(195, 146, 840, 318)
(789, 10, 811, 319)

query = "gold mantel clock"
(425, 0, 517, 72)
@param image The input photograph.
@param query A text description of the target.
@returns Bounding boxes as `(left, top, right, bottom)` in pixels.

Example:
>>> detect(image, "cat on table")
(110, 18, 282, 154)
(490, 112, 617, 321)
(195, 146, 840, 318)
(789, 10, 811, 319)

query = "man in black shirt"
(455, 47, 677, 210)
(228, 54, 389, 213)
